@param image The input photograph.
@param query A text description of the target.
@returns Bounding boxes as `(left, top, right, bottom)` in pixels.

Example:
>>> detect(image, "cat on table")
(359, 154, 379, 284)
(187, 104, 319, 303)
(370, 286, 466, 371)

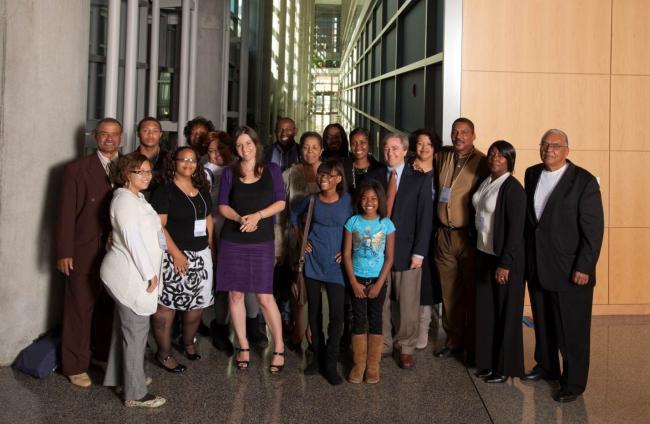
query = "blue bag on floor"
(15, 328, 61, 378)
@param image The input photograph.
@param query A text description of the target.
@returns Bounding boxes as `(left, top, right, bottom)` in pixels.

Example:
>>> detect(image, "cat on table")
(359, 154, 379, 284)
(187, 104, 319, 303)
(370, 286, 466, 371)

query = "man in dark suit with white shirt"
(367, 133, 433, 369)
(522, 128, 604, 403)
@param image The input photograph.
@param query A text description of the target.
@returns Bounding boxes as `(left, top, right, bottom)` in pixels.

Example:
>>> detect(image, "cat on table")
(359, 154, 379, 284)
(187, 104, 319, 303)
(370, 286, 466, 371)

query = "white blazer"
(101, 188, 163, 315)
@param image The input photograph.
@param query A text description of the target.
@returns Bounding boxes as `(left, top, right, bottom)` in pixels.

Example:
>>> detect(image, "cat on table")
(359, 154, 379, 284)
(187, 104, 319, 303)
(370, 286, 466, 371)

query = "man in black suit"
(523, 128, 604, 403)
(367, 133, 433, 369)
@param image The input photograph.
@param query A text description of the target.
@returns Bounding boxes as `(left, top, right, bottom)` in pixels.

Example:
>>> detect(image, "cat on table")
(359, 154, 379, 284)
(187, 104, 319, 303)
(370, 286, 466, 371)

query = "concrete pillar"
(0, 0, 90, 364)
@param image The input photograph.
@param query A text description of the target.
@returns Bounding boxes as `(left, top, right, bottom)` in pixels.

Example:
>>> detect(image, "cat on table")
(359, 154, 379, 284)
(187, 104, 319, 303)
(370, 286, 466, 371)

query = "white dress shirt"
(472, 172, 510, 255)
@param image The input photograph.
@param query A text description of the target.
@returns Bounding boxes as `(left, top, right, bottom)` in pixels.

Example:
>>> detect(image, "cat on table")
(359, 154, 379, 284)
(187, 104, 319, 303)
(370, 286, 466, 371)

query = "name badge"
(439, 186, 452, 203)
(158, 230, 168, 251)
(194, 219, 207, 237)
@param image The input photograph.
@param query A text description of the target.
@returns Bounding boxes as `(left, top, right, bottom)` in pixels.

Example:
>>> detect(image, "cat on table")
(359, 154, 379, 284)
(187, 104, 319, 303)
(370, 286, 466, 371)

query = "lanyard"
(181, 190, 207, 222)
(442, 150, 474, 189)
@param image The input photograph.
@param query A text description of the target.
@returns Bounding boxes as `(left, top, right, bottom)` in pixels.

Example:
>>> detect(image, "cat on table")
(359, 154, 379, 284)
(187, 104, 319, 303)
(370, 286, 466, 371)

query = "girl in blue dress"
(291, 160, 353, 385)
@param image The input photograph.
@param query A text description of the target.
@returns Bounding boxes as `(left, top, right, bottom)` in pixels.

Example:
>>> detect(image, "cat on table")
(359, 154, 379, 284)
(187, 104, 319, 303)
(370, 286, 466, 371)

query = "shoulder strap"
(299, 195, 316, 262)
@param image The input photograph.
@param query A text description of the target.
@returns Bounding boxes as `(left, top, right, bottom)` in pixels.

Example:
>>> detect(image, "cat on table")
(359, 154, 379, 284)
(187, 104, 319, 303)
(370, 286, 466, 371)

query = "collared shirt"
(534, 163, 569, 220)
(386, 162, 406, 188)
(436, 146, 488, 228)
(472, 172, 510, 255)
(97, 151, 118, 176)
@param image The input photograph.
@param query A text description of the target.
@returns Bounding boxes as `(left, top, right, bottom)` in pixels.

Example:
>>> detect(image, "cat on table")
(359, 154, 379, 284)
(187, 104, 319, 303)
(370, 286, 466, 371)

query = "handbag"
(291, 195, 315, 305)
(15, 328, 61, 378)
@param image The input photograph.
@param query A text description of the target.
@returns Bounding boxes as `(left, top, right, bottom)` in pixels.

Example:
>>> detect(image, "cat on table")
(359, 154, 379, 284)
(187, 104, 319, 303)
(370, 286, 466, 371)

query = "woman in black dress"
(343, 128, 381, 195)
(471, 140, 526, 382)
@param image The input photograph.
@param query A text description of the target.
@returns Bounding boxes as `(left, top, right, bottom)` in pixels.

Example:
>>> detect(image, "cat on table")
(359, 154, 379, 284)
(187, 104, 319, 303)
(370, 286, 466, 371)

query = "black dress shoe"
(475, 369, 492, 378)
(485, 373, 508, 383)
(521, 369, 545, 381)
(553, 389, 578, 403)
(433, 347, 460, 358)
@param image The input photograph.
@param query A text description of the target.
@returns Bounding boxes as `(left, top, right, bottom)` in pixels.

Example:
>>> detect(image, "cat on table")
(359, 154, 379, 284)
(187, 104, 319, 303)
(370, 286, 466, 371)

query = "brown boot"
(348, 334, 367, 384)
(365, 334, 383, 384)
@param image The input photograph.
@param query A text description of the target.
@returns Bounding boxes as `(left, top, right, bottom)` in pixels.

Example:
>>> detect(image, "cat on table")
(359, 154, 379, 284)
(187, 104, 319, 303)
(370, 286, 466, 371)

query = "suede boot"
(348, 334, 367, 384)
(365, 334, 383, 384)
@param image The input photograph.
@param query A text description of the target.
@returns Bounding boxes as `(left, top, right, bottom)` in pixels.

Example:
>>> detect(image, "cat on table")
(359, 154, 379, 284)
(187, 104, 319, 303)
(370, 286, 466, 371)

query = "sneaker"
(116, 376, 152, 394)
(68, 373, 91, 388)
(124, 393, 166, 408)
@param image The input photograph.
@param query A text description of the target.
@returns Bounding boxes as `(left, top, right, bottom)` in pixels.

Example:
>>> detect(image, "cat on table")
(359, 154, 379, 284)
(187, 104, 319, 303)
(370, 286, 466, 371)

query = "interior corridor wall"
(0, 1, 91, 364)
(459, 0, 650, 315)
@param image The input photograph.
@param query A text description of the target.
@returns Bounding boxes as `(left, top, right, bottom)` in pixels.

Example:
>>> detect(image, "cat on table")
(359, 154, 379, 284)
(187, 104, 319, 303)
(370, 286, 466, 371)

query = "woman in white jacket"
(101, 152, 165, 408)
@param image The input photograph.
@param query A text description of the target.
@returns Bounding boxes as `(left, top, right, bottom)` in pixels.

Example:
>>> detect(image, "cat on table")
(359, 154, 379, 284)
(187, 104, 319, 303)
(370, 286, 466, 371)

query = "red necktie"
(386, 169, 397, 217)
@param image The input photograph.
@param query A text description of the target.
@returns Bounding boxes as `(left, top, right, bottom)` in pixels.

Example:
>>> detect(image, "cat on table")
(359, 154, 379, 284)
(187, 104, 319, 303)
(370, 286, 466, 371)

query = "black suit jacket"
(524, 161, 604, 292)
(492, 176, 526, 273)
(367, 164, 433, 271)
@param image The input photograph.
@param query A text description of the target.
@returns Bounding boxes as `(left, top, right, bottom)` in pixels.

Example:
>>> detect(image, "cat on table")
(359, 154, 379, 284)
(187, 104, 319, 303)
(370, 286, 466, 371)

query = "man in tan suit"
(56, 118, 121, 387)
(433, 117, 488, 364)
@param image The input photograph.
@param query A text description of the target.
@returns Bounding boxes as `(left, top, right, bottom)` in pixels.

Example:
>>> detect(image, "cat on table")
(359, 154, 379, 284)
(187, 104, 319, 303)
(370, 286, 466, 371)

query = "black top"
(151, 183, 212, 251)
(343, 156, 382, 195)
(220, 166, 277, 243)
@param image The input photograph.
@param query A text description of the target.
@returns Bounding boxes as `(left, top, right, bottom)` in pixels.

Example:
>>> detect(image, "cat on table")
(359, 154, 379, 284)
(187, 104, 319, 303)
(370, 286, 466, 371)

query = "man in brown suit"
(56, 118, 121, 387)
(433, 117, 488, 364)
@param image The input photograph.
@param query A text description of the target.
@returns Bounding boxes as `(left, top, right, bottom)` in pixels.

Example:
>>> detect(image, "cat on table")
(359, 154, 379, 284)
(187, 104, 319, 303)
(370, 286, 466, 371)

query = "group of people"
(55, 114, 603, 408)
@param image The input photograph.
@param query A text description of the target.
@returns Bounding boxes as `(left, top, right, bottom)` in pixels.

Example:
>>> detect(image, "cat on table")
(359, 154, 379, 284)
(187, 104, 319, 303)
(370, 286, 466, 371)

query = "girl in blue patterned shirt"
(342, 179, 395, 384)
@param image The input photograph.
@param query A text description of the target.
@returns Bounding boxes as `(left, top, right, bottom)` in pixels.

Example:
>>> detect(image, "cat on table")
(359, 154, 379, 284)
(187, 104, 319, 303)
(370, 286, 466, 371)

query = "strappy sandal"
(235, 348, 250, 370)
(156, 353, 186, 373)
(269, 351, 285, 374)
(183, 344, 201, 361)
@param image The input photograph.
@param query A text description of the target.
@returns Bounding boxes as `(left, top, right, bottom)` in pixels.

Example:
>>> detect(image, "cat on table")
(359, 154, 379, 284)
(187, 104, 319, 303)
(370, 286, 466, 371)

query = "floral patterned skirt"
(159, 247, 214, 310)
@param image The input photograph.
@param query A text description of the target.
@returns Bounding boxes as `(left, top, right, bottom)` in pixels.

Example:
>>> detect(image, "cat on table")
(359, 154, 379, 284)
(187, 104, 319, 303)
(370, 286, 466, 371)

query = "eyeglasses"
(175, 158, 198, 164)
(539, 142, 568, 151)
(131, 170, 153, 176)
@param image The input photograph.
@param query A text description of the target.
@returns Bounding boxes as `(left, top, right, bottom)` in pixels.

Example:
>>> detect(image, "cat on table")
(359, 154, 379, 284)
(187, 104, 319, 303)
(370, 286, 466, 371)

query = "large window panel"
(397, 0, 426, 67)
(396, 69, 425, 131)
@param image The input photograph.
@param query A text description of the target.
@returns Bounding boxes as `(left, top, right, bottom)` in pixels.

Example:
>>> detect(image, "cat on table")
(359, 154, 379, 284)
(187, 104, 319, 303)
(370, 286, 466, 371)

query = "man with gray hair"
(522, 128, 604, 403)
(367, 133, 433, 369)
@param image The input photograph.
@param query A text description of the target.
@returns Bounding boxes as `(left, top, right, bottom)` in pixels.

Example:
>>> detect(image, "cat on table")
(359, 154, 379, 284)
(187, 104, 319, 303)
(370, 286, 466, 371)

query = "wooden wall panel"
(610, 152, 650, 227)
(610, 228, 650, 304)
(462, 0, 611, 74)
(612, 0, 650, 75)
(611, 75, 650, 151)
(461, 71, 610, 150)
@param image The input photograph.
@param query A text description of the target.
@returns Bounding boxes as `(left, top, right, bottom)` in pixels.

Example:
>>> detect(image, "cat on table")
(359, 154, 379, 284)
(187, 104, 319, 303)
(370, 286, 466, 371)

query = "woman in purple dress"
(216, 126, 286, 373)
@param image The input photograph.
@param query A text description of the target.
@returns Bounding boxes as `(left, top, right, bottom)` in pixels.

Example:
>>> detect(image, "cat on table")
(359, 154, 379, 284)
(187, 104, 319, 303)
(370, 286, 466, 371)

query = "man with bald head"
(522, 129, 604, 403)
(264, 117, 300, 171)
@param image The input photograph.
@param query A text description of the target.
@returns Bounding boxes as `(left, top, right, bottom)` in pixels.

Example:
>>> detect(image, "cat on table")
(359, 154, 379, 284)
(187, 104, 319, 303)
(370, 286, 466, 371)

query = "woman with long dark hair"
(216, 126, 287, 373)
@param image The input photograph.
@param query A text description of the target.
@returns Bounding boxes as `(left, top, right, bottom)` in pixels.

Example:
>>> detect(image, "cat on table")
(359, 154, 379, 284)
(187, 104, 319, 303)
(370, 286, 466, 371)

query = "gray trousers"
(103, 302, 150, 401)
(382, 268, 422, 355)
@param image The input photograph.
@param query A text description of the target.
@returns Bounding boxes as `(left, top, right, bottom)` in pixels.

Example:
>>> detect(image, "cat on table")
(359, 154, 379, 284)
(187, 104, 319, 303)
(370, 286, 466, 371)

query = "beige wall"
(460, 0, 650, 314)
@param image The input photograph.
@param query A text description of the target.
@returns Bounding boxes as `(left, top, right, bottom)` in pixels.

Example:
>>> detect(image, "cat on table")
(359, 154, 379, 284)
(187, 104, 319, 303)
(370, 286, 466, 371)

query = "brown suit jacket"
(56, 153, 114, 275)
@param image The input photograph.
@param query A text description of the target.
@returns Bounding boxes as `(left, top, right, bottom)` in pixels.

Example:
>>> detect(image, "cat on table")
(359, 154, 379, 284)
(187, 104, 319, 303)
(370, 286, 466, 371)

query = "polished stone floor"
(1, 315, 650, 423)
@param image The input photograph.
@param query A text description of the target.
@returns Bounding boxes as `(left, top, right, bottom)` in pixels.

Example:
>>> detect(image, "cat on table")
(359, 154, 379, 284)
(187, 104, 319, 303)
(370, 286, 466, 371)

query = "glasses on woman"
(175, 157, 198, 164)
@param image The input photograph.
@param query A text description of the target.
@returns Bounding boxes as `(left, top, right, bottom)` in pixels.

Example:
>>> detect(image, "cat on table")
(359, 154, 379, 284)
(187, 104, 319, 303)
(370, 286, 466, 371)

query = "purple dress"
(216, 163, 284, 293)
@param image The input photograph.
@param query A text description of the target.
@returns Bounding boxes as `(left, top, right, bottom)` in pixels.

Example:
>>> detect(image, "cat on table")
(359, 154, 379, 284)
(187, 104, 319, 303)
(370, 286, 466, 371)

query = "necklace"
(352, 164, 369, 188)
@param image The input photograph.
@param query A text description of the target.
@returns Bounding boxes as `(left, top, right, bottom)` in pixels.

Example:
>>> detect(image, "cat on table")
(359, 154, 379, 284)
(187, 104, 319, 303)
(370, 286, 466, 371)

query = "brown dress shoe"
(399, 353, 415, 369)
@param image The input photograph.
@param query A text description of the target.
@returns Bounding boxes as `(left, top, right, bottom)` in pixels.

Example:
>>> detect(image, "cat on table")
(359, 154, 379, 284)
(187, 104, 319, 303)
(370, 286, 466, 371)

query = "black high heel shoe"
(269, 351, 285, 374)
(156, 353, 186, 373)
(183, 344, 201, 361)
(235, 348, 250, 370)
(485, 373, 508, 383)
